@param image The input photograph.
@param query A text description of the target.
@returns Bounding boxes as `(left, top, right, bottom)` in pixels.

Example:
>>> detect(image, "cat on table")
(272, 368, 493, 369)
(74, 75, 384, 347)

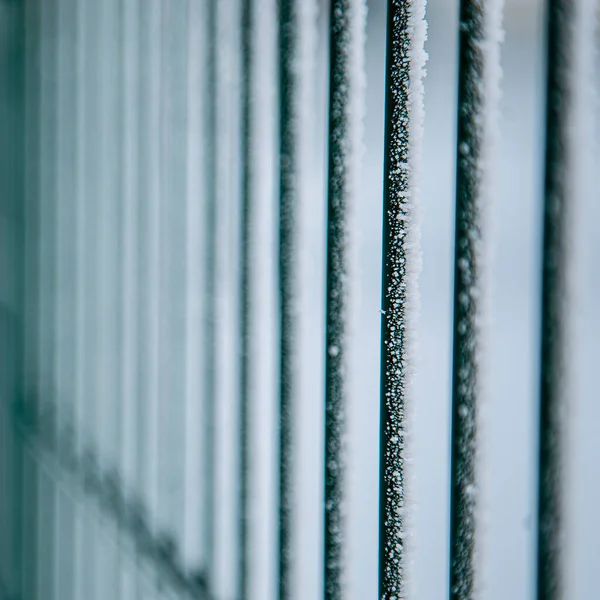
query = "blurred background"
(1, 1, 599, 599)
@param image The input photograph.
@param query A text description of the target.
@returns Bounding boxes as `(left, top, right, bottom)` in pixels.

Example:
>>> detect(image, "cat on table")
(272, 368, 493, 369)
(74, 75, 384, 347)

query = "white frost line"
(395, 2, 428, 598)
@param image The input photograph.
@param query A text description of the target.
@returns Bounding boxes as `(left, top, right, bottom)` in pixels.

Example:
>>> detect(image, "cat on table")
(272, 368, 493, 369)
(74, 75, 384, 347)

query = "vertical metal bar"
(96, 0, 123, 594)
(203, 0, 218, 585)
(22, 0, 42, 596)
(277, 1, 298, 597)
(76, 1, 100, 598)
(37, 0, 58, 596)
(157, 0, 189, 587)
(137, 1, 162, 597)
(83, 1, 105, 595)
(54, 0, 77, 595)
(378, 1, 426, 598)
(323, 0, 365, 597)
(448, 1, 502, 598)
(0, 2, 26, 597)
(73, 0, 85, 591)
(184, 0, 208, 588)
(239, 0, 253, 598)
(119, 0, 140, 597)
(536, 2, 577, 599)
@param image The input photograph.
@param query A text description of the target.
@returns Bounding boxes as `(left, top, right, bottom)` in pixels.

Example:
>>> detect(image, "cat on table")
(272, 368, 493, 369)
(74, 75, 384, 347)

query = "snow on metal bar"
(37, 0, 60, 595)
(323, 1, 366, 599)
(277, 0, 308, 596)
(536, 1, 596, 599)
(378, 1, 427, 599)
(203, 0, 218, 584)
(449, 1, 503, 599)
(54, 0, 79, 597)
(239, 0, 253, 598)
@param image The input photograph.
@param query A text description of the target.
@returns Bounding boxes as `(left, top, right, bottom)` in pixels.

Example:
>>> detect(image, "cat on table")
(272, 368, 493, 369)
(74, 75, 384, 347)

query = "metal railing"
(0, 1, 598, 599)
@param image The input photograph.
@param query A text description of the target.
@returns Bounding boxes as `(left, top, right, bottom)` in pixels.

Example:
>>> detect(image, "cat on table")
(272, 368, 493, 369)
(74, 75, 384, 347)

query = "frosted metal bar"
(322, 0, 365, 598)
(448, 1, 502, 598)
(239, 0, 253, 598)
(203, 0, 218, 584)
(37, 0, 59, 596)
(119, 0, 141, 596)
(0, 2, 26, 598)
(95, 0, 123, 595)
(154, 1, 190, 595)
(136, 1, 163, 597)
(277, 1, 298, 598)
(22, 0, 42, 596)
(536, 1, 587, 598)
(54, 0, 78, 596)
(378, 1, 427, 599)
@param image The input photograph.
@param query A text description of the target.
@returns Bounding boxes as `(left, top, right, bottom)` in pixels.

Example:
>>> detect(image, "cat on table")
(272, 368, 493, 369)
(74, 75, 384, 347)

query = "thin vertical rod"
(204, 0, 218, 585)
(3, 2, 26, 597)
(54, 0, 78, 596)
(536, 2, 576, 599)
(136, 2, 163, 597)
(378, 1, 426, 598)
(37, 1, 59, 596)
(22, 0, 42, 596)
(449, 1, 497, 598)
(277, 1, 298, 598)
(239, 0, 253, 598)
(323, 0, 364, 597)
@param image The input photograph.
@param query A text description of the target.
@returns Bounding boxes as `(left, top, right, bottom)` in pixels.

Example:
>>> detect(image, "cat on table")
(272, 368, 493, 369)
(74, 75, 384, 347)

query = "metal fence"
(0, 1, 599, 600)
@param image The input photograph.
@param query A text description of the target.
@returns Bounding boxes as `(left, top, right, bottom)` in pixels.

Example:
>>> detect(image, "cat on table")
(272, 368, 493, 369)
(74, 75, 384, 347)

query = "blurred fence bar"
(536, 4, 571, 596)
(277, 1, 300, 598)
(536, 1, 594, 599)
(323, 1, 365, 598)
(0, 1, 25, 599)
(202, 0, 218, 584)
(448, 0, 503, 598)
(239, 0, 253, 598)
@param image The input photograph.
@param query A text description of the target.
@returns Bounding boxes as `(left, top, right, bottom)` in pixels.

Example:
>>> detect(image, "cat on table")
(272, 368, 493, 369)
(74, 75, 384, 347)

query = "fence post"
(239, 0, 254, 597)
(448, 1, 502, 598)
(535, 1, 593, 597)
(323, 0, 366, 598)
(379, 2, 427, 599)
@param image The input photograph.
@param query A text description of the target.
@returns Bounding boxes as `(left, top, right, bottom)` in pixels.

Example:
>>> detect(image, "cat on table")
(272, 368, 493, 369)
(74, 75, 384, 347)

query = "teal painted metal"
(277, 1, 299, 598)
(379, 1, 426, 598)
(239, 0, 253, 598)
(536, 2, 577, 598)
(203, 0, 218, 588)
(448, 1, 499, 597)
(323, 0, 365, 598)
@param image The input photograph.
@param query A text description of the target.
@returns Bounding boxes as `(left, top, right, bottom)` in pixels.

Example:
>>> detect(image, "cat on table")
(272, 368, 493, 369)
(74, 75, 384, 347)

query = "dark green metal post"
(378, 1, 426, 598)
(204, 0, 218, 586)
(324, 1, 365, 598)
(277, 1, 299, 598)
(536, 2, 576, 599)
(239, 0, 253, 597)
(449, 2, 500, 598)
(22, 0, 42, 596)
(0, 1, 26, 597)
